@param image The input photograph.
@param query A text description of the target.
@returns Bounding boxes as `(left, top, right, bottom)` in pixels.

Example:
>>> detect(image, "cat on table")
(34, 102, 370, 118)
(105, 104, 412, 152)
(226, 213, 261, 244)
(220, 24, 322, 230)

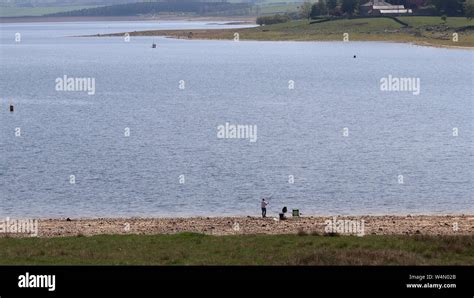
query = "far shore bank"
(2, 215, 472, 238)
(4, 15, 472, 49)
(90, 27, 474, 50)
(86, 16, 474, 49)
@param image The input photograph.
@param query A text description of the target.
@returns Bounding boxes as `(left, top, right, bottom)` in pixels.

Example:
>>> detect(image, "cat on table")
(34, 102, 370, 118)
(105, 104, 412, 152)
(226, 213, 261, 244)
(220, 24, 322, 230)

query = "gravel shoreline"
(2, 215, 472, 238)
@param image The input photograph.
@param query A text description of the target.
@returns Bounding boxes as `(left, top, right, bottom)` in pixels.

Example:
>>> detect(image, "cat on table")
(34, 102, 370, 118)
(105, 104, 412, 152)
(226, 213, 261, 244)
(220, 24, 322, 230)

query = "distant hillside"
(0, 0, 144, 17)
(0, 0, 306, 18)
(0, 5, 102, 16)
(45, 1, 253, 17)
(0, 0, 140, 7)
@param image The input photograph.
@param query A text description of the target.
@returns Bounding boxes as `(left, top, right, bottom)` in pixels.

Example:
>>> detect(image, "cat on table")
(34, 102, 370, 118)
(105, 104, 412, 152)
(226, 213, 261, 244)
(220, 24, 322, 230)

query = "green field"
(257, 18, 404, 34)
(245, 16, 474, 45)
(0, 6, 101, 17)
(230, 0, 302, 14)
(398, 16, 473, 28)
(0, 233, 472, 265)
(258, 4, 299, 15)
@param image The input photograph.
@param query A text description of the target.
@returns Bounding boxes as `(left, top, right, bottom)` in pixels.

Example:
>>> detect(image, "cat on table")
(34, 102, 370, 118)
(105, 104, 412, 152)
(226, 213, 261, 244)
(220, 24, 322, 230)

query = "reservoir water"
(0, 21, 472, 218)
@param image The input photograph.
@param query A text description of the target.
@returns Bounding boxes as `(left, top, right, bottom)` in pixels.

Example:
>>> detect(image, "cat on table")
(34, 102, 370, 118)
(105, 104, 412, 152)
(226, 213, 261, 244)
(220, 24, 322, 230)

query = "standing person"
(261, 198, 268, 218)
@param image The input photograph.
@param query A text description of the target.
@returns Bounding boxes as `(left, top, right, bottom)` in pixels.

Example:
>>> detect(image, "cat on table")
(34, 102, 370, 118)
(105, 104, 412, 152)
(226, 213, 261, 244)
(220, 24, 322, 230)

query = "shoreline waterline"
(88, 29, 474, 50)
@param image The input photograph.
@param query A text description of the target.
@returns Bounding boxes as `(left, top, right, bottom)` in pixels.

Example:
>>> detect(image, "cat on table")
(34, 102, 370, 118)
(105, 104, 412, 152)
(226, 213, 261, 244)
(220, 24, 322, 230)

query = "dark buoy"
(353, 55, 357, 58)
(9, 105, 14, 112)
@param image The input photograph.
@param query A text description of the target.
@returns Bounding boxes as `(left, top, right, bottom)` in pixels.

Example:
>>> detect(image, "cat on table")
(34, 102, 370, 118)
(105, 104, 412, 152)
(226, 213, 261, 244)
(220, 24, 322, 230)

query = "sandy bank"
(91, 28, 474, 50)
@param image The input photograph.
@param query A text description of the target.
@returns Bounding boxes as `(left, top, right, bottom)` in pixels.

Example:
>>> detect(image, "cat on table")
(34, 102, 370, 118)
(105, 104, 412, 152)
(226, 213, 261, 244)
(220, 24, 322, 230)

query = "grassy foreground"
(114, 17, 474, 48)
(0, 233, 472, 265)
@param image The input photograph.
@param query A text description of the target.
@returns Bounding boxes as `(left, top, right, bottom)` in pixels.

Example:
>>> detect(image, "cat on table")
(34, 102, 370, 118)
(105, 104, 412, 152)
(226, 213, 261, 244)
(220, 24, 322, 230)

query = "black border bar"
(0, 266, 472, 297)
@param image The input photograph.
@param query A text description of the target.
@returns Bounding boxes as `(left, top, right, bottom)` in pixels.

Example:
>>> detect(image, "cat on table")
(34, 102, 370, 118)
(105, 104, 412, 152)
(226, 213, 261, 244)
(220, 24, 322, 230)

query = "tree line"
(256, 14, 292, 26)
(303, 0, 473, 18)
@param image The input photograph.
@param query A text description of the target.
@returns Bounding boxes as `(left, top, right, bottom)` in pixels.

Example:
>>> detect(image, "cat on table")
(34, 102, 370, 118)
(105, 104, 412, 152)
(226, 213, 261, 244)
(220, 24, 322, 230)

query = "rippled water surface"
(0, 21, 472, 218)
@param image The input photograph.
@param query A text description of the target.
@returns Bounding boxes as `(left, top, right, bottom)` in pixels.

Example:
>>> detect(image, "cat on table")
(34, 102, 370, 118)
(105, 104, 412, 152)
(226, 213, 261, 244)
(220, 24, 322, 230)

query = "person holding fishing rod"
(261, 198, 269, 218)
